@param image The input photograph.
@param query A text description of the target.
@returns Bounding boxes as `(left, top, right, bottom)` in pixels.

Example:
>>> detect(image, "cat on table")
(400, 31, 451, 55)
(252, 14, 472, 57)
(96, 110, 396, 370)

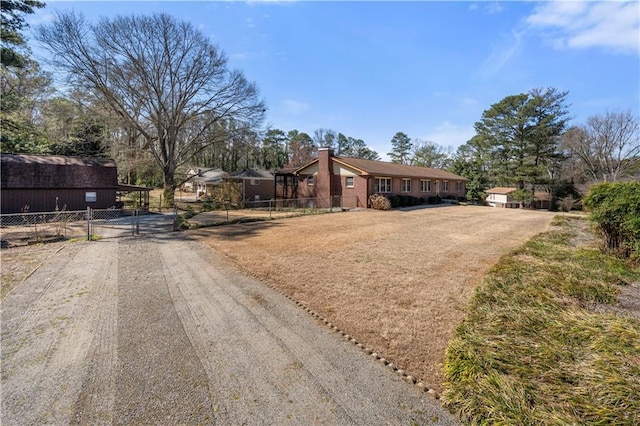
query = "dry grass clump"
(442, 216, 640, 424)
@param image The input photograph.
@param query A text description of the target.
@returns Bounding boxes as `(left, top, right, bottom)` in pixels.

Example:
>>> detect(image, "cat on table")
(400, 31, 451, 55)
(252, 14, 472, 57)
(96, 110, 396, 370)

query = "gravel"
(1, 232, 458, 424)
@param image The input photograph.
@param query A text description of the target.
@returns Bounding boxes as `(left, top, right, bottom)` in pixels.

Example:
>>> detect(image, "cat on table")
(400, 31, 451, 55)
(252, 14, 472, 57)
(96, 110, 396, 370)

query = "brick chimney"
(316, 148, 334, 207)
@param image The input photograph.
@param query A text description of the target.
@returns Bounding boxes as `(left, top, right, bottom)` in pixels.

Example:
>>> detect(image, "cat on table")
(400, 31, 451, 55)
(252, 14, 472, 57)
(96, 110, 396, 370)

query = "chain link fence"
(184, 196, 359, 228)
(0, 208, 176, 248)
(1, 196, 359, 247)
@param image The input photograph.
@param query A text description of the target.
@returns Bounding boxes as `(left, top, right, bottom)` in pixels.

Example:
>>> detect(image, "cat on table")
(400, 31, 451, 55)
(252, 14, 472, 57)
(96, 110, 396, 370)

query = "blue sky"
(28, 1, 640, 160)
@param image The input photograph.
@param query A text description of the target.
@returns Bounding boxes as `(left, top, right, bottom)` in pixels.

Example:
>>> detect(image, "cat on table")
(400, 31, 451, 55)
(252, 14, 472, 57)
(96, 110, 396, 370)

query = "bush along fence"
(0, 208, 174, 248)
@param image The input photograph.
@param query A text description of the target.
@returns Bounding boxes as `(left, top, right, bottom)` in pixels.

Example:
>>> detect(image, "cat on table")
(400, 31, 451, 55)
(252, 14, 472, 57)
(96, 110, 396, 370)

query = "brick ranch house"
(1, 153, 149, 214)
(275, 148, 467, 209)
(225, 169, 275, 203)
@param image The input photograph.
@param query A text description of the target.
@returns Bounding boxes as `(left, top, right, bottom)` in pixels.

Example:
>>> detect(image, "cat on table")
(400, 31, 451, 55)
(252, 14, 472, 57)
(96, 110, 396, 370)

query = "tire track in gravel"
(1, 240, 119, 425)
(159, 236, 457, 425)
(2, 234, 458, 425)
(112, 237, 215, 424)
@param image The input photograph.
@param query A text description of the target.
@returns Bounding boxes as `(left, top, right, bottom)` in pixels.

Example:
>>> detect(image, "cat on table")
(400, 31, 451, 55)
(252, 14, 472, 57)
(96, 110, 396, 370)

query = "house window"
(456, 181, 463, 192)
(345, 176, 354, 188)
(443, 181, 449, 192)
(85, 192, 97, 202)
(307, 175, 314, 186)
(251, 179, 260, 186)
(420, 179, 431, 192)
(402, 178, 411, 192)
(375, 177, 392, 193)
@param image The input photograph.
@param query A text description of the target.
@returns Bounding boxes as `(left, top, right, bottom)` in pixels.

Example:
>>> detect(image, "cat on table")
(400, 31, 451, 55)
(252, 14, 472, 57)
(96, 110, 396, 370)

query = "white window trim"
(345, 176, 354, 188)
(401, 178, 411, 193)
(420, 179, 432, 192)
(375, 177, 392, 193)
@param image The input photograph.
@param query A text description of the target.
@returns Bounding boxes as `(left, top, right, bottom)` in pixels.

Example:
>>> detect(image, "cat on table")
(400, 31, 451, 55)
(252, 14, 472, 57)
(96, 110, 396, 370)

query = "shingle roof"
(193, 168, 228, 185)
(334, 156, 467, 180)
(486, 187, 552, 200)
(1, 153, 115, 168)
(228, 169, 273, 179)
(486, 187, 517, 194)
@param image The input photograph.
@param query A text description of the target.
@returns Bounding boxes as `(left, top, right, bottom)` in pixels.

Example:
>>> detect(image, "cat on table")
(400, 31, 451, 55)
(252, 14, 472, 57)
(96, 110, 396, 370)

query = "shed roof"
(1, 153, 118, 189)
(1, 153, 116, 168)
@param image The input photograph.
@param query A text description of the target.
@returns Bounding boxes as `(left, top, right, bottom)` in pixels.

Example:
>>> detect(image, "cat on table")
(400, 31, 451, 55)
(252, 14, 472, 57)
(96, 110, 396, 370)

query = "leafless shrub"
(369, 194, 391, 210)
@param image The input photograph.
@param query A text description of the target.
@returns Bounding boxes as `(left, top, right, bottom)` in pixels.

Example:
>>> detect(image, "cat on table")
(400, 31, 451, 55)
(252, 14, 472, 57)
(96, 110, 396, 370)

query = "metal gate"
(0, 208, 177, 248)
(89, 208, 177, 239)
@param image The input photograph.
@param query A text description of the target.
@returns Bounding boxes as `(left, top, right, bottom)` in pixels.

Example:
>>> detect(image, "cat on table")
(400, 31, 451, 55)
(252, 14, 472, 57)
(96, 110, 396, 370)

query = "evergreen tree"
(388, 131, 412, 164)
(474, 88, 569, 190)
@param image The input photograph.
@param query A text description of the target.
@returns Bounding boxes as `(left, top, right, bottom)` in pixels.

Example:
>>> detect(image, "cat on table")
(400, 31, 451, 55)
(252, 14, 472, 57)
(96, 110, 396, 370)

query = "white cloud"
(526, 0, 640, 55)
(422, 121, 476, 149)
(469, 2, 504, 15)
(485, 2, 505, 15)
(479, 30, 523, 77)
(282, 99, 310, 115)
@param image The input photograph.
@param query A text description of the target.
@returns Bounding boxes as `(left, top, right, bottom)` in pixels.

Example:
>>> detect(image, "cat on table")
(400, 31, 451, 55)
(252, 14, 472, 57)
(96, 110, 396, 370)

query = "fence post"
(86, 207, 91, 241)
(269, 199, 273, 219)
(136, 209, 140, 235)
(173, 205, 178, 231)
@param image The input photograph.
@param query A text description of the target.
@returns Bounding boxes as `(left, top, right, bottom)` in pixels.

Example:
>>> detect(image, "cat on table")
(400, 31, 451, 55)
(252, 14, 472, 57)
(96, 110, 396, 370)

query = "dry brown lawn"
(191, 205, 559, 391)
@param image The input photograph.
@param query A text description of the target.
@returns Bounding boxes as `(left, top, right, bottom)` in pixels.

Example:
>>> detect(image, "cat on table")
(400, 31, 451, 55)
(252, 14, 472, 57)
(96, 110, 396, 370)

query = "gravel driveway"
(1, 232, 457, 424)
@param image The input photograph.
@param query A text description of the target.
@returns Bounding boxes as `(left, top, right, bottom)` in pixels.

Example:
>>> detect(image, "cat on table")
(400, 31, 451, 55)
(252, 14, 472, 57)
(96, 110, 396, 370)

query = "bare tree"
(411, 139, 452, 169)
(312, 128, 337, 150)
(563, 111, 640, 183)
(36, 12, 265, 204)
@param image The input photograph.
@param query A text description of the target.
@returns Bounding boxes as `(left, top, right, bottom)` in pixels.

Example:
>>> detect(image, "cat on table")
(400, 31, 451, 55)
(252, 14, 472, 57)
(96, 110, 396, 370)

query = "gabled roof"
(486, 187, 517, 194)
(193, 168, 228, 185)
(486, 187, 552, 200)
(228, 169, 273, 179)
(1, 153, 117, 189)
(287, 155, 467, 181)
(1, 153, 115, 168)
(335, 156, 467, 180)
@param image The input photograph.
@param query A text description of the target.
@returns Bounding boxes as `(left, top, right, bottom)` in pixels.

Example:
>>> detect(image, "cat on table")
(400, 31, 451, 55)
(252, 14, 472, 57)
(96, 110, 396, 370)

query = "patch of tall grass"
(443, 216, 640, 424)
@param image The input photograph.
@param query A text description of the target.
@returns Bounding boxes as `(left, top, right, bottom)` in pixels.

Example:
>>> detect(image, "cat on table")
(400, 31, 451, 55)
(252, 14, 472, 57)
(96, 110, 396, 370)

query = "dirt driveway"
(1, 233, 456, 424)
(191, 205, 559, 391)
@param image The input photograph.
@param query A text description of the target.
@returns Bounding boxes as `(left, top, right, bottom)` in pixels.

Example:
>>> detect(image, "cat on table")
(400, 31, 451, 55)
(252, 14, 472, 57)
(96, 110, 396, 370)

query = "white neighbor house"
(485, 187, 552, 209)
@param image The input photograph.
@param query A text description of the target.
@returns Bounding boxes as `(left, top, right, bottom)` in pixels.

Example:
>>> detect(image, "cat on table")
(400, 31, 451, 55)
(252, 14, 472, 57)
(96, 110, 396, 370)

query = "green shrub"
(583, 182, 640, 260)
(201, 195, 214, 212)
(389, 195, 400, 208)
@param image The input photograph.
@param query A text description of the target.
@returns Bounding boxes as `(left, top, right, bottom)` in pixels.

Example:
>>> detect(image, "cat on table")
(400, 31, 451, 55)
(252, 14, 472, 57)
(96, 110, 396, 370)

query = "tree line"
(2, 1, 638, 207)
(386, 88, 639, 208)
